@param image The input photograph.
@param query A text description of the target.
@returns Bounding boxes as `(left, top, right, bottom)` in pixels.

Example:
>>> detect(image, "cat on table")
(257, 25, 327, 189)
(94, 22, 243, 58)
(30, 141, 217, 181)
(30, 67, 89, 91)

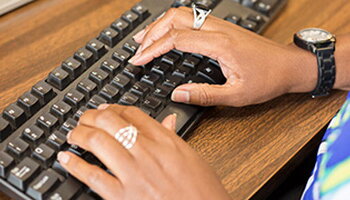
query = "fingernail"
(172, 113, 177, 129)
(171, 90, 190, 103)
(133, 29, 146, 41)
(128, 53, 142, 64)
(57, 152, 70, 164)
(66, 130, 72, 140)
(98, 104, 110, 110)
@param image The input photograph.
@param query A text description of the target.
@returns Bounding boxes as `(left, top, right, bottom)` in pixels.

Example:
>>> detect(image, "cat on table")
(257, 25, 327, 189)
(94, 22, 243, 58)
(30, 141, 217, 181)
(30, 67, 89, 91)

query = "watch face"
(296, 28, 333, 44)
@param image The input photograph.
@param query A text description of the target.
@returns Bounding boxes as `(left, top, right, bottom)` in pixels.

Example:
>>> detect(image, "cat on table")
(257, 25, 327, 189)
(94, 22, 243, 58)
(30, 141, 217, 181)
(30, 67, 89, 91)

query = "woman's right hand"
(129, 7, 317, 107)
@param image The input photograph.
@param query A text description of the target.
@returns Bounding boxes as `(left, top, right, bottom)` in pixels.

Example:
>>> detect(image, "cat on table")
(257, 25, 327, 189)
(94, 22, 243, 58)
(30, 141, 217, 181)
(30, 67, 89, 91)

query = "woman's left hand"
(57, 104, 230, 200)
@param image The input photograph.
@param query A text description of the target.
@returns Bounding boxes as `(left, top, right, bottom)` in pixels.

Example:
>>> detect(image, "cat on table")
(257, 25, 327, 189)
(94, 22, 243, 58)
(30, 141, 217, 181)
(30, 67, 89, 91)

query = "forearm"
(289, 33, 350, 93)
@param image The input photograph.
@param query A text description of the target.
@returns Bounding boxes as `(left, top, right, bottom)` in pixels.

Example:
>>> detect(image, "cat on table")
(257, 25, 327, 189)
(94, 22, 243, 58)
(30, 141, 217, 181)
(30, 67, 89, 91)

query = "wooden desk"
(0, 0, 349, 199)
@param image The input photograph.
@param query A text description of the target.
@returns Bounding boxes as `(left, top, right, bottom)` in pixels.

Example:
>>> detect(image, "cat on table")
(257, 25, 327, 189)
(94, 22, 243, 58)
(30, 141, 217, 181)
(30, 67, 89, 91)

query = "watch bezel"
(294, 28, 336, 53)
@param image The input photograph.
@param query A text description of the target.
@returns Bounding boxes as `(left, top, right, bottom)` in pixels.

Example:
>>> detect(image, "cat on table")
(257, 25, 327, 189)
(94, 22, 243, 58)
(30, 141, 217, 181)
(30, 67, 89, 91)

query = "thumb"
(171, 81, 234, 106)
(161, 114, 177, 132)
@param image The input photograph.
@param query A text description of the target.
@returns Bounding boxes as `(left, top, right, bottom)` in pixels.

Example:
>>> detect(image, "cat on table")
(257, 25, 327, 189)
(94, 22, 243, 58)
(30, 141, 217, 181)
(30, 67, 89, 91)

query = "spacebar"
(155, 102, 200, 137)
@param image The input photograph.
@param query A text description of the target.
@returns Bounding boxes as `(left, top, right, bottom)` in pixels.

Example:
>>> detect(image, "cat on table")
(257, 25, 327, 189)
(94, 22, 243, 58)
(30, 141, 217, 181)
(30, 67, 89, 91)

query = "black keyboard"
(0, 0, 287, 199)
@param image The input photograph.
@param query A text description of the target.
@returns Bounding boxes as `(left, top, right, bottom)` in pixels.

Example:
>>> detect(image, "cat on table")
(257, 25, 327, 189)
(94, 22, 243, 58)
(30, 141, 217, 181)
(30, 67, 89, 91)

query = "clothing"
(302, 93, 350, 200)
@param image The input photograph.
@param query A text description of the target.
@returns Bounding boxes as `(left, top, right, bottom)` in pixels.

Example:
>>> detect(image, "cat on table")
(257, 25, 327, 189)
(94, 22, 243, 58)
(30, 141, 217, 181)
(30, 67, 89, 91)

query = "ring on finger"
(114, 125, 138, 150)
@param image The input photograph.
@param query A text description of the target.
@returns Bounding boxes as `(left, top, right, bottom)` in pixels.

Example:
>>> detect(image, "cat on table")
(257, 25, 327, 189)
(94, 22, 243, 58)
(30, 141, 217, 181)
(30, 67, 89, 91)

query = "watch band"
(311, 45, 336, 98)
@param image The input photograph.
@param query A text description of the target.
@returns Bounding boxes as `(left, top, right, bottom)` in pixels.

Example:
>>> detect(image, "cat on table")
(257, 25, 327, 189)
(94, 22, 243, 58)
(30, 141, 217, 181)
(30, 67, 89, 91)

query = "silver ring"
(114, 125, 138, 150)
(192, 4, 211, 30)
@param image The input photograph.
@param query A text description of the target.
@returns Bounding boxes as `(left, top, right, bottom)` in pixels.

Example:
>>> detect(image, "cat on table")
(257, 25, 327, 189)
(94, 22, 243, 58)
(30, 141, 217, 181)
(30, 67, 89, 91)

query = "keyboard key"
(60, 118, 78, 134)
(123, 64, 143, 79)
(150, 63, 171, 75)
(68, 145, 86, 157)
(74, 48, 95, 69)
(131, 82, 150, 97)
(51, 101, 73, 123)
(163, 75, 182, 88)
(89, 68, 109, 89)
(112, 73, 131, 89)
(86, 38, 107, 60)
(98, 27, 120, 47)
(196, 63, 226, 84)
(77, 193, 95, 200)
(141, 73, 161, 86)
(46, 131, 67, 151)
(194, 0, 216, 9)
(111, 18, 130, 36)
(172, 0, 192, 7)
(18, 91, 41, 117)
(132, 4, 149, 19)
(37, 113, 59, 134)
(77, 79, 98, 99)
(247, 13, 265, 25)
(239, 19, 258, 31)
(62, 57, 83, 80)
(122, 10, 140, 27)
(172, 66, 191, 78)
(242, 0, 258, 8)
(186, 76, 207, 84)
(52, 161, 68, 178)
(99, 84, 121, 102)
(3, 103, 26, 129)
(112, 48, 131, 64)
(47, 67, 71, 90)
(32, 81, 56, 105)
(0, 152, 15, 178)
(87, 95, 108, 109)
(118, 92, 139, 105)
(182, 54, 201, 68)
(123, 39, 140, 55)
(0, 117, 12, 142)
(7, 157, 40, 191)
(225, 14, 241, 24)
(47, 177, 82, 200)
(256, 0, 278, 15)
(153, 85, 173, 99)
(27, 170, 60, 200)
(7, 137, 30, 158)
(32, 143, 55, 167)
(143, 96, 162, 111)
(64, 89, 86, 109)
(161, 52, 180, 66)
(155, 102, 200, 135)
(73, 106, 88, 120)
(22, 125, 45, 145)
(101, 58, 121, 75)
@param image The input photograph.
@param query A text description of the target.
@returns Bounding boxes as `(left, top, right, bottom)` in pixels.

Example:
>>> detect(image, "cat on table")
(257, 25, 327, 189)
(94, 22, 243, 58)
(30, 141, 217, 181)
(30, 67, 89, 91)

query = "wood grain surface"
(0, 0, 349, 199)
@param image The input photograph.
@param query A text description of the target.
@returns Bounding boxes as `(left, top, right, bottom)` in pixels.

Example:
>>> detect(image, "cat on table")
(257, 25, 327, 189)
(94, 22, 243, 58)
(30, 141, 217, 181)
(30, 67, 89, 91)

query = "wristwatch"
(293, 28, 336, 98)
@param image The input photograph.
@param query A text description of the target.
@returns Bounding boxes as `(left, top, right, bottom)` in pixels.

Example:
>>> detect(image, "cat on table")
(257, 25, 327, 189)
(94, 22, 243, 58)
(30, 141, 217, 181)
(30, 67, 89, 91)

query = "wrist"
(285, 44, 318, 93)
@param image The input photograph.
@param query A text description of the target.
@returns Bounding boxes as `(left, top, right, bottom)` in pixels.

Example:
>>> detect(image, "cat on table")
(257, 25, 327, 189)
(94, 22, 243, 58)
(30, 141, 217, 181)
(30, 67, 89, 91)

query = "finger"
(98, 104, 173, 139)
(171, 82, 236, 106)
(57, 151, 122, 200)
(79, 108, 131, 138)
(67, 124, 135, 178)
(135, 7, 223, 53)
(161, 114, 177, 132)
(129, 29, 228, 65)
